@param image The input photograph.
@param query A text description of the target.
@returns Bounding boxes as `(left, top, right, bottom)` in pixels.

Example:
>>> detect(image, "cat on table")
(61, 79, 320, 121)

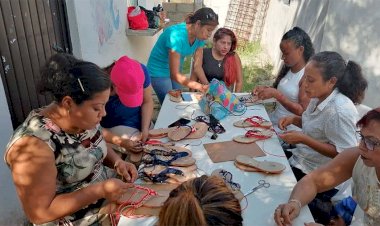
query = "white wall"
(66, 0, 161, 67)
(203, 0, 230, 27)
(0, 76, 23, 224)
(260, 0, 378, 108)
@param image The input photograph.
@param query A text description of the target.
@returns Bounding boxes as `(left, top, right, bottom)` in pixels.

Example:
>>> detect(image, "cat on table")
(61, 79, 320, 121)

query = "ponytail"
(336, 60, 368, 104)
(310, 51, 368, 104)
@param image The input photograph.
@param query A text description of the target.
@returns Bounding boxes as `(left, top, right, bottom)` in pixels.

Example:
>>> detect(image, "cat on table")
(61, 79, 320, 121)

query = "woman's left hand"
(114, 160, 138, 183)
(140, 130, 149, 143)
(120, 138, 143, 153)
(278, 131, 306, 144)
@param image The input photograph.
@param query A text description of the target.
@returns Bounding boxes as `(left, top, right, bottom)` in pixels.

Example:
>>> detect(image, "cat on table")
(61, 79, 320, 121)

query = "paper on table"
(203, 140, 266, 163)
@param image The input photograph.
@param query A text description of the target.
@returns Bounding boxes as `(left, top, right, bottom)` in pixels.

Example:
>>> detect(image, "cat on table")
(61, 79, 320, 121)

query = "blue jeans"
(150, 77, 182, 104)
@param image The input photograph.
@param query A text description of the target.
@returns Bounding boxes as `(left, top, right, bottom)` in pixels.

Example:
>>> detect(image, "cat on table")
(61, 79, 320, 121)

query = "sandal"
(142, 151, 196, 167)
(167, 122, 208, 141)
(233, 116, 272, 129)
(140, 167, 184, 183)
(144, 145, 192, 157)
(235, 155, 285, 174)
(194, 115, 226, 134)
(148, 128, 175, 139)
(233, 129, 274, 144)
(143, 165, 198, 184)
(168, 89, 182, 102)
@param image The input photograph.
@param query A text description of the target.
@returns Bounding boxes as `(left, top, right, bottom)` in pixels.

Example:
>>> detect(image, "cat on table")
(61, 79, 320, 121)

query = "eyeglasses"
(357, 131, 380, 151)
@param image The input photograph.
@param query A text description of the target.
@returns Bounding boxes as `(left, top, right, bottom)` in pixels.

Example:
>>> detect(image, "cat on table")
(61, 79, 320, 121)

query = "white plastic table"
(119, 93, 314, 226)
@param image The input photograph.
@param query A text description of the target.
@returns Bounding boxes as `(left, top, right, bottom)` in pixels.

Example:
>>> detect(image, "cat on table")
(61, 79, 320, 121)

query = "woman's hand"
(256, 87, 279, 100)
(120, 138, 143, 153)
(200, 84, 209, 93)
(278, 116, 295, 130)
(274, 202, 301, 226)
(252, 85, 267, 95)
(278, 131, 307, 145)
(140, 129, 149, 143)
(114, 160, 138, 183)
(101, 178, 134, 203)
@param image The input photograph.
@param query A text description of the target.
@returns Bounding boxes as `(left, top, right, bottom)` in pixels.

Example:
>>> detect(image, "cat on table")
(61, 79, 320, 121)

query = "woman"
(4, 54, 138, 225)
(147, 7, 219, 104)
(274, 108, 380, 226)
(101, 55, 154, 143)
(253, 27, 314, 130)
(158, 175, 243, 226)
(190, 27, 243, 92)
(278, 51, 367, 224)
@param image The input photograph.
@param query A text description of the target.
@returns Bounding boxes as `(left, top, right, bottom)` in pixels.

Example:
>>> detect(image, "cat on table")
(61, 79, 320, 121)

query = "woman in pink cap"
(101, 55, 154, 143)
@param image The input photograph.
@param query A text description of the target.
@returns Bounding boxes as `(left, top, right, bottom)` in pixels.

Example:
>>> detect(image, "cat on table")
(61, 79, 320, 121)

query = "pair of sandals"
(140, 145, 197, 183)
(233, 116, 274, 143)
(148, 122, 209, 141)
(234, 155, 285, 174)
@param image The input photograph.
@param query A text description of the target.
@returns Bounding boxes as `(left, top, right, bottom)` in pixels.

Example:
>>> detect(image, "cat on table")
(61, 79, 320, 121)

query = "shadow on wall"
(291, 0, 380, 108)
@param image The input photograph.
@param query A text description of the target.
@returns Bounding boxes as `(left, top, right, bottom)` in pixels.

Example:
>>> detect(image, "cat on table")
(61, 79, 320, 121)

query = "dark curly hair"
(38, 53, 112, 105)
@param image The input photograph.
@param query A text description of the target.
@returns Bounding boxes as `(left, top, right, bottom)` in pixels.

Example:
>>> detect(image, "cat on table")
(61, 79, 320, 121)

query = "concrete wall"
(0, 77, 23, 224)
(66, 0, 161, 67)
(260, 0, 378, 108)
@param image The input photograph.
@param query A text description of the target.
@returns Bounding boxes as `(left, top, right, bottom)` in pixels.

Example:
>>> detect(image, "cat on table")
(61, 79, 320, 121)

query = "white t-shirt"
(289, 89, 359, 174)
(270, 68, 304, 131)
(352, 157, 380, 225)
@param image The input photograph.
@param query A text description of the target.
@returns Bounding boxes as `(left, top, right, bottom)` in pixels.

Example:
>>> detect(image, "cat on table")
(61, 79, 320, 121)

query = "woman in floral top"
(4, 53, 138, 225)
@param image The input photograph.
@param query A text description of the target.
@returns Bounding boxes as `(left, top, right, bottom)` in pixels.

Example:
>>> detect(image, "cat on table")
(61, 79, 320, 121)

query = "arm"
(169, 49, 207, 92)
(190, 48, 209, 85)
(6, 136, 131, 224)
(274, 148, 359, 226)
(102, 128, 142, 153)
(234, 54, 243, 92)
(278, 115, 302, 130)
(140, 85, 154, 142)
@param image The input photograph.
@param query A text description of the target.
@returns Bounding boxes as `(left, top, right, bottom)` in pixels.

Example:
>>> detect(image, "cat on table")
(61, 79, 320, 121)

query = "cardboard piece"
(204, 140, 266, 163)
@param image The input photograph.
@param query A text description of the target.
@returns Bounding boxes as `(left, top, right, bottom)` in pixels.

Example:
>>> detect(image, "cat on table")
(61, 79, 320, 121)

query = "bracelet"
(288, 199, 302, 209)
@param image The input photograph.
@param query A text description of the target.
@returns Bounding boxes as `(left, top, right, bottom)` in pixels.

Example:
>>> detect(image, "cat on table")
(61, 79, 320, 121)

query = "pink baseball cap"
(110, 56, 144, 107)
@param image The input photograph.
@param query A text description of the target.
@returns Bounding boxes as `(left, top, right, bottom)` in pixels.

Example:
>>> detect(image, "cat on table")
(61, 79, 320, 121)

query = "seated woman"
(253, 27, 314, 131)
(4, 53, 138, 225)
(190, 27, 243, 92)
(278, 51, 367, 224)
(158, 175, 243, 226)
(101, 55, 154, 143)
(274, 108, 380, 226)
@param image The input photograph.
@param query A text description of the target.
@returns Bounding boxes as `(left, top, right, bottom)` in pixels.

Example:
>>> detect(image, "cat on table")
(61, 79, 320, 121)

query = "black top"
(202, 48, 224, 82)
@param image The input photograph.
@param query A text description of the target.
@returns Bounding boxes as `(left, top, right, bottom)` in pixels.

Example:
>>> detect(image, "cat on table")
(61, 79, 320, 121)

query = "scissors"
(244, 180, 270, 197)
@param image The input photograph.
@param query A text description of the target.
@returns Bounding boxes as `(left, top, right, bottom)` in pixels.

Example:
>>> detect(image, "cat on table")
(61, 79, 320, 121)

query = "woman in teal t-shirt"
(147, 7, 218, 104)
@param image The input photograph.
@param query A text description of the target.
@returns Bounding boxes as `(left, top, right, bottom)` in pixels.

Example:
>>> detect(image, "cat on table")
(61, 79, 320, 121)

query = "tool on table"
(244, 180, 270, 197)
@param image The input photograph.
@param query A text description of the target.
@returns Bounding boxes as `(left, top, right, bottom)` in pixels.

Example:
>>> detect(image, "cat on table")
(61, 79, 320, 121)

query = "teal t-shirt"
(147, 22, 205, 77)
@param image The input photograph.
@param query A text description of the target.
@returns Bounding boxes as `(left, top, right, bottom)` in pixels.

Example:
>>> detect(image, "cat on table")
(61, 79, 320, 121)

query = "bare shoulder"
(6, 136, 55, 169)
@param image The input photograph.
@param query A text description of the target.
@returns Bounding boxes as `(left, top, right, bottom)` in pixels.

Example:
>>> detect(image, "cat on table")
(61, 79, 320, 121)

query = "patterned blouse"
(4, 109, 114, 225)
(352, 157, 380, 225)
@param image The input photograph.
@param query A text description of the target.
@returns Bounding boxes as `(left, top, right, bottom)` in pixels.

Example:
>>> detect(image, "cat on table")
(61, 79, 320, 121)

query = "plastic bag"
(127, 6, 148, 30)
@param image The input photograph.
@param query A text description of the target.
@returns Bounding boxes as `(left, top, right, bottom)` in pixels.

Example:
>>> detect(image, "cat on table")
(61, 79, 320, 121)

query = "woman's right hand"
(274, 202, 301, 226)
(101, 178, 134, 203)
(278, 116, 294, 130)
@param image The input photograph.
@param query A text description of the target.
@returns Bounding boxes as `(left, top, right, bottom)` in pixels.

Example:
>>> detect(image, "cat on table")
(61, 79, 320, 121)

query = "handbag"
(199, 79, 246, 120)
(127, 6, 149, 30)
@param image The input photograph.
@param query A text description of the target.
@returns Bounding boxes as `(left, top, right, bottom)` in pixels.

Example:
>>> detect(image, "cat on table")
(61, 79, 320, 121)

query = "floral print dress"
(5, 109, 115, 226)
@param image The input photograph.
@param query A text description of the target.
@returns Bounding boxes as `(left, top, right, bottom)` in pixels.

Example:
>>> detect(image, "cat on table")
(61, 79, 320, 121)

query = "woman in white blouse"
(277, 51, 368, 224)
(274, 108, 380, 226)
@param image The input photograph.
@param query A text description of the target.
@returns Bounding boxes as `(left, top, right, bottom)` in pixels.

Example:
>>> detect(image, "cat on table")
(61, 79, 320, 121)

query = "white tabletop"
(119, 93, 314, 226)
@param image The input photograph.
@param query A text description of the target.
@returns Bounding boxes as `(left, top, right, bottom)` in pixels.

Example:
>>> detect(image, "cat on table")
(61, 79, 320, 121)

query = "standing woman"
(147, 7, 219, 104)
(190, 28, 243, 92)
(253, 27, 314, 130)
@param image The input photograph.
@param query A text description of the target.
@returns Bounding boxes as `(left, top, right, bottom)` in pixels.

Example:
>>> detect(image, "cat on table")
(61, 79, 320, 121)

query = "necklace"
(218, 60, 223, 68)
